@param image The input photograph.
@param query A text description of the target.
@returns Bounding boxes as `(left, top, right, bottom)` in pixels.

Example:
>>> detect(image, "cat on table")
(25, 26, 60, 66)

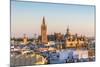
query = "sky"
(11, 0, 95, 38)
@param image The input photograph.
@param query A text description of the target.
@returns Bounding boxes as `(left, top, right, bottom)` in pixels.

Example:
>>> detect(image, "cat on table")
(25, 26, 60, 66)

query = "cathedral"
(41, 17, 48, 44)
(65, 27, 88, 49)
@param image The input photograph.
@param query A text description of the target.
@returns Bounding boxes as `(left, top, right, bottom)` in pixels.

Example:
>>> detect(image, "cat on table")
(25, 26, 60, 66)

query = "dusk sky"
(11, 0, 95, 38)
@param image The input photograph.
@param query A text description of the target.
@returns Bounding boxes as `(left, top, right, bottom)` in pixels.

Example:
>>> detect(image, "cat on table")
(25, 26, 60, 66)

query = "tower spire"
(67, 25, 69, 33)
(41, 16, 48, 44)
(66, 25, 71, 36)
(43, 16, 45, 24)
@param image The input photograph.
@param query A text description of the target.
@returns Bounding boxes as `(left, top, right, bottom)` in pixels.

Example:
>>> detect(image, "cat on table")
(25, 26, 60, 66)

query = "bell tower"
(41, 16, 48, 44)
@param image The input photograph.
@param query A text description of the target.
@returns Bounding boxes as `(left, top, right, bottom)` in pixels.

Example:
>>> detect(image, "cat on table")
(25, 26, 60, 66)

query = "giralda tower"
(41, 17, 48, 44)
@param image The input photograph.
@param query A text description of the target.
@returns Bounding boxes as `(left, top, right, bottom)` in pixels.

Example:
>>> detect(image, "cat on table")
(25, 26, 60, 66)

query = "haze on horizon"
(11, 0, 95, 38)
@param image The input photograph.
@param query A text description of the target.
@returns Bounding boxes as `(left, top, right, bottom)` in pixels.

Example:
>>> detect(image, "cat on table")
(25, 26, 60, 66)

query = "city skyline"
(11, 1, 95, 38)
